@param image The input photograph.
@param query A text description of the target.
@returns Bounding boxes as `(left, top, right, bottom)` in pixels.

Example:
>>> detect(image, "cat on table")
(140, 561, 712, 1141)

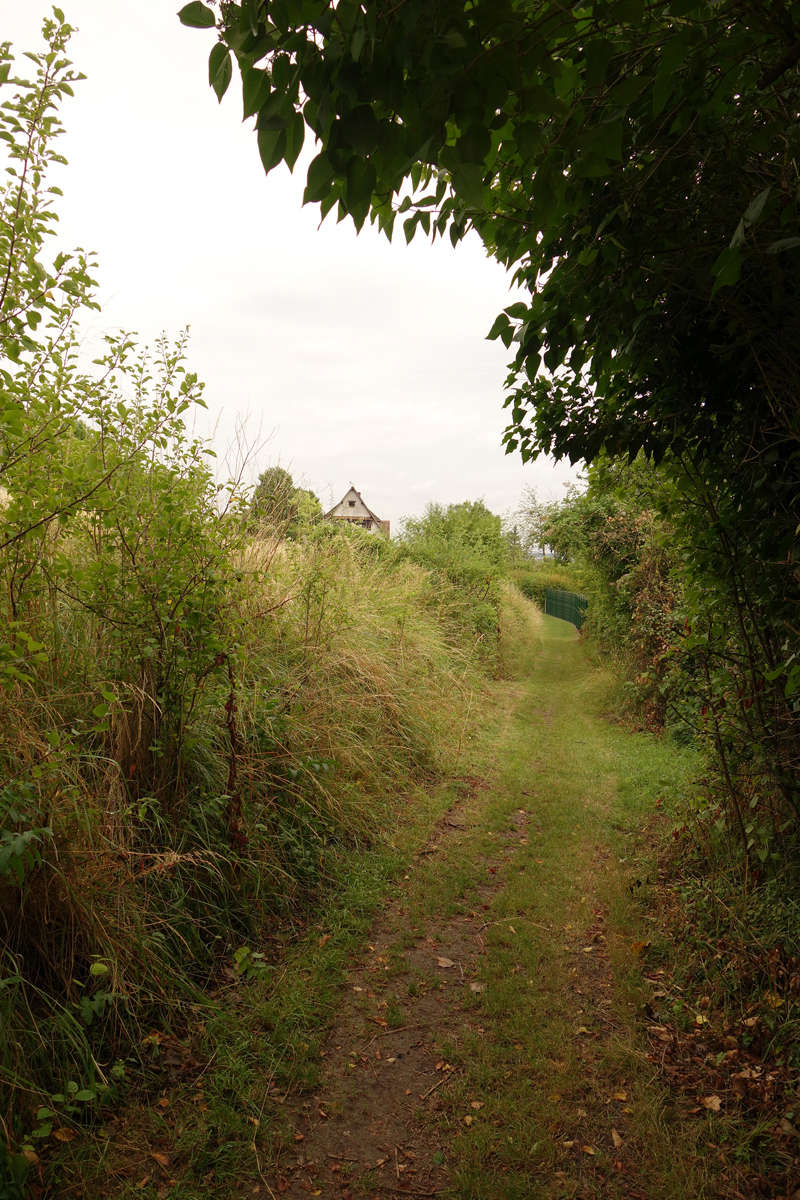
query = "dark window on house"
(348, 501, 356, 507)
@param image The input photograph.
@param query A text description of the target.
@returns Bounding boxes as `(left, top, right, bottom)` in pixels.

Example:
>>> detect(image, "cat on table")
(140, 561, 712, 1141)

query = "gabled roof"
(324, 486, 384, 526)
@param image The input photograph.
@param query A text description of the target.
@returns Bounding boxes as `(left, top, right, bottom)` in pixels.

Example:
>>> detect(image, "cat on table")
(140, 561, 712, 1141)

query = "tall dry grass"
(0, 520, 487, 1132)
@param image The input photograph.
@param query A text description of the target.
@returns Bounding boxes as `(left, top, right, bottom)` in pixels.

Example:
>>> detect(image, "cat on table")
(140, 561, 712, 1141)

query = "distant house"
(325, 486, 390, 537)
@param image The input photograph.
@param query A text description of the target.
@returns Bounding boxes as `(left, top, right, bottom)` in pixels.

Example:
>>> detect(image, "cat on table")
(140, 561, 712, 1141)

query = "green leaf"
(743, 186, 771, 226)
(345, 156, 377, 209)
(75, 1089, 96, 1102)
(578, 119, 623, 161)
(257, 126, 287, 174)
(243, 0, 260, 36)
(608, 75, 651, 106)
(242, 67, 271, 120)
(710, 246, 743, 297)
(584, 39, 615, 88)
(658, 34, 690, 76)
(487, 313, 511, 341)
(652, 73, 675, 117)
(209, 43, 232, 102)
(450, 162, 484, 208)
(351, 25, 366, 61)
(768, 237, 800, 254)
(89, 962, 109, 976)
(513, 121, 540, 161)
(303, 152, 335, 204)
(340, 106, 379, 159)
(285, 112, 305, 172)
(177, 2, 216, 29)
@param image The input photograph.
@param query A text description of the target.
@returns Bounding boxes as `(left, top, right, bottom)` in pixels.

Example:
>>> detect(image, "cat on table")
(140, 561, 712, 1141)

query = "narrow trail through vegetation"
(246, 597, 698, 1200)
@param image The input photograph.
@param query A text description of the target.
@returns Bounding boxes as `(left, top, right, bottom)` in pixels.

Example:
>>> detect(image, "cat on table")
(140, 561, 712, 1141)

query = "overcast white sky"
(1, 1, 581, 529)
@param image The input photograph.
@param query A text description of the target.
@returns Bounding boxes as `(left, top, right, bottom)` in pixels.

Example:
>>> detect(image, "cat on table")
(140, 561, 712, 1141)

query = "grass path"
(237, 596, 700, 1200)
(84, 592, 704, 1199)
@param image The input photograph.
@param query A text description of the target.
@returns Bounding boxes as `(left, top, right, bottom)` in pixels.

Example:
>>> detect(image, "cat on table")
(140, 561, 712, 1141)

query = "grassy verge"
(3, 526, 498, 1192)
(33, 588, 792, 1199)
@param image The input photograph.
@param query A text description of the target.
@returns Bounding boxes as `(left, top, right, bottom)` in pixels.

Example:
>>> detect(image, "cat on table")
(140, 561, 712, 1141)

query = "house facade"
(324, 487, 390, 537)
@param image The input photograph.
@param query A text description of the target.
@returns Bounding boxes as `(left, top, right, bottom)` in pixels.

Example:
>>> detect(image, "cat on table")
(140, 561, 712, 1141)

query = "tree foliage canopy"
(183, 0, 799, 471)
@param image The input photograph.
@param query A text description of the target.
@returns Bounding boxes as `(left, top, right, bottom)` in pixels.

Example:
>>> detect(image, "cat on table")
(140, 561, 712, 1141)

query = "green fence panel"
(544, 588, 588, 630)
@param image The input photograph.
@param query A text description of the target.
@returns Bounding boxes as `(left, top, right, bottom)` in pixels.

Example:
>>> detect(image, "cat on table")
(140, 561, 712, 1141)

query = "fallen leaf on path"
(695, 1014, 708, 1025)
(613, 1091, 627, 1101)
(508, 926, 516, 934)
(157, 1097, 169, 1109)
(352, 986, 363, 993)
(582, 1145, 595, 1156)
(582, 946, 594, 953)
(463, 1115, 473, 1126)
(386, 1057, 396, 1064)
(561, 1140, 574, 1148)
(21, 1149, 38, 1167)
(318, 934, 330, 947)
(150, 1153, 170, 1168)
(136, 1177, 151, 1190)
(611, 1128, 623, 1149)
(743, 1016, 758, 1027)
(575, 1026, 590, 1036)
(376, 1157, 388, 1167)
(294, 1132, 305, 1142)
(631, 941, 651, 956)
(437, 957, 455, 968)
(470, 1101, 485, 1110)
(702, 1096, 721, 1112)
(469, 981, 486, 994)
(52, 1128, 76, 1143)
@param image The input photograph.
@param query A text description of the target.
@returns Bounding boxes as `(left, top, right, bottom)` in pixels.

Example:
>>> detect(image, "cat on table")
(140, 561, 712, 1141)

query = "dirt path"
(257, 601, 698, 1200)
